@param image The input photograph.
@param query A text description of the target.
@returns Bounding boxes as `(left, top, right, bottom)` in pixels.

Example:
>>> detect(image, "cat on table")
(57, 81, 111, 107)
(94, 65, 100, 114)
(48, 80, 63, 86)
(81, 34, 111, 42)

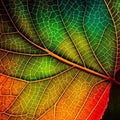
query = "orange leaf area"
(36, 82, 111, 120)
(0, 75, 27, 114)
(0, 74, 111, 120)
(38, 107, 54, 120)
(54, 82, 111, 120)
(0, 113, 9, 120)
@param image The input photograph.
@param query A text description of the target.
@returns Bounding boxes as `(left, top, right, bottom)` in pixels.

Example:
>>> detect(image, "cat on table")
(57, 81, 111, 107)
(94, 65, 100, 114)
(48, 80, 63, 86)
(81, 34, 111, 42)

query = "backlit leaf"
(0, 0, 120, 120)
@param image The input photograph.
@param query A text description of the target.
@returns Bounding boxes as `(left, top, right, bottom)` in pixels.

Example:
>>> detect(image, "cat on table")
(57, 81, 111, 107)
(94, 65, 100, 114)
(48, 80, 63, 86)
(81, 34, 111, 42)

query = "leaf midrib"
(2, 0, 119, 85)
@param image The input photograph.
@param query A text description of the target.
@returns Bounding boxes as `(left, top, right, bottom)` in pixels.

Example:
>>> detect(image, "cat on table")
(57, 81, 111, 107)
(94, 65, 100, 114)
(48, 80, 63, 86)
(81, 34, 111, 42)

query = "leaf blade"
(0, 0, 119, 120)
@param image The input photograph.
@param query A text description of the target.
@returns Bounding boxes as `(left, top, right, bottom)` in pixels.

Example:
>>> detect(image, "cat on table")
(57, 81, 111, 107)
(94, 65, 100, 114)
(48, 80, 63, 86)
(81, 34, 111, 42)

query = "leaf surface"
(0, 0, 119, 120)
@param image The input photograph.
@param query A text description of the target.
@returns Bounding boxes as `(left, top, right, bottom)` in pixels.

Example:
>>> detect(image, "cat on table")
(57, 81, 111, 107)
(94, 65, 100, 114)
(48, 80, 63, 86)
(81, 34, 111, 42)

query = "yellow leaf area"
(0, 67, 111, 120)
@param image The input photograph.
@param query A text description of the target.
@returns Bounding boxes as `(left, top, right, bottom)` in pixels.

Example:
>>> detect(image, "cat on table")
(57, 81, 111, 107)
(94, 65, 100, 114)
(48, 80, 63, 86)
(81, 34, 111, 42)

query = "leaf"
(0, 0, 119, 120)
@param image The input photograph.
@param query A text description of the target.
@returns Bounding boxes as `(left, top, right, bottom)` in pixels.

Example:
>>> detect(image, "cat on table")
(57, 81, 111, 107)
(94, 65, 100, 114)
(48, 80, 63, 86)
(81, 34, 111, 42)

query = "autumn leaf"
(0, 0, 120, 120)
